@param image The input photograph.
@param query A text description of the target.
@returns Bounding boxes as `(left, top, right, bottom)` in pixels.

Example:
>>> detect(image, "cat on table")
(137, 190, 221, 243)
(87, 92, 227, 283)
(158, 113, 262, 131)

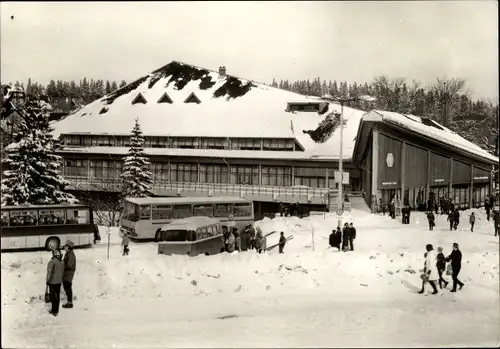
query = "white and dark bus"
(1, 204, 98, 251)
(120, 196, 254, 241)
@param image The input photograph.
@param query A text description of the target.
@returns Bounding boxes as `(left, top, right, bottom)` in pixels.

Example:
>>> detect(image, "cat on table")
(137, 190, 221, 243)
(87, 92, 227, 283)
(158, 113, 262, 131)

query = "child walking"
(436, 247, 449, 289)
(122, 233, 130, 256)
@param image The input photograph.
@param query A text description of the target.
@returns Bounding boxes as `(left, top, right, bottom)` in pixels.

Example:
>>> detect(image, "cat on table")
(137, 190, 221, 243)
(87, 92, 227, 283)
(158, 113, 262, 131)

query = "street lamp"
(321, 94, 376, 228)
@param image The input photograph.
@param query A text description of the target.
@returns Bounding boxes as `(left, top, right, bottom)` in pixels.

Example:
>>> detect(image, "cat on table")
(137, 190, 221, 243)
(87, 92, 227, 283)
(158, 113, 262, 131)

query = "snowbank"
(2, 208, 498, 347)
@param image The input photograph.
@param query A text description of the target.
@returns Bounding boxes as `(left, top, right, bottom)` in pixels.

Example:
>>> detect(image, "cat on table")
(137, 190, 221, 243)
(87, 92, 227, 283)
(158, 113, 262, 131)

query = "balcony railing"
(66, 176, 342, 204)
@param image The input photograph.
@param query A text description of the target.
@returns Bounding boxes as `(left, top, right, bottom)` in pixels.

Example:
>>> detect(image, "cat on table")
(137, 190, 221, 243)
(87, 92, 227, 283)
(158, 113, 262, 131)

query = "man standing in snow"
(329, 228, 342, 251)
(493, 210, 499, 237)
(62, 241, 76, 309)
(348, 222, 356, 251)
(278, 232, 286, 254)
(342, 223, 349, 251)
(426, 211, 435, 231)
(226, 230, 236, 253)
(469, 212, 476, 232)
(447, 210, 455, 231)
(453, 209, 460, 230)
(122, 232, 130, 256)
(419, 244, 441, 295)
(249, 225, 256, 250)
(46, 249, 64, 316)
(485, 197, 490, 221)
(446, 242, 464, 292)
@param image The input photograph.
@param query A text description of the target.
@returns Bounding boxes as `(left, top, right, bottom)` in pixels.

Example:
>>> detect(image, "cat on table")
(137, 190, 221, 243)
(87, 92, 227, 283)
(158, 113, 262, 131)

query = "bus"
(120, 196, 254, 241)
(1, 204, 98, 251)
(157, 217, 225, 257)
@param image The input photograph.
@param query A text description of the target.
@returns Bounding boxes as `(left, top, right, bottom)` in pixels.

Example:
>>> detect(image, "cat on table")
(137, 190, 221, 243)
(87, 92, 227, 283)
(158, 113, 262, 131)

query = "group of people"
(419, 242, 464, 295)
(329, 222, 357, 252)
(45, 240, 76, 316)
(222, 225, 266, 254)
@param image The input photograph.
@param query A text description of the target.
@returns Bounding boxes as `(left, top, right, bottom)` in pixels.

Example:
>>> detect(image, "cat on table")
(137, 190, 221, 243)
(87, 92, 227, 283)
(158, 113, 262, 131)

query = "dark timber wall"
(377, 134, 402, 190)
(405, 144, 428, 188)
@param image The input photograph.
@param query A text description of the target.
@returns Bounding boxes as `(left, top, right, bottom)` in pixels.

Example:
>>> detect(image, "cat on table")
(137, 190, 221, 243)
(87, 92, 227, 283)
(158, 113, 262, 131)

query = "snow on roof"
(51, 61, 365, 160)
(58, 146, 341, 161)
(370, 110, 498, 163)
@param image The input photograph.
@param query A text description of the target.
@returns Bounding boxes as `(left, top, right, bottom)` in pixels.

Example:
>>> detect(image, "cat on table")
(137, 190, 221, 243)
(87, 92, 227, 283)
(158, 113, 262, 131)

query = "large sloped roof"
(51, 61, 365, 160)
(365, 110, 498, 164)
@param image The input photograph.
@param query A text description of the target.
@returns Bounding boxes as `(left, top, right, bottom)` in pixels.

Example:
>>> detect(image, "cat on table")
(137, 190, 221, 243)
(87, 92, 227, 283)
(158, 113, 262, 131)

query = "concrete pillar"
(401, 142, 406, 205)
(449, 158, 453, 200)
(168, 158, 171, 182)
(426, 150, 431, 204)
(470, 165, 474, 209)
(259, 164, 262, 186)
(371, 129, 379, 205)
(197, 161, 200, 183)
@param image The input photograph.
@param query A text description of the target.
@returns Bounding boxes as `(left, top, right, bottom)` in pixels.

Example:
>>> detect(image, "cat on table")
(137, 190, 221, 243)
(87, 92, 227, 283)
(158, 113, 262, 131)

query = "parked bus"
(157, 217, 225, 256)
(1, 204, 98, 251)
(120, 196, 254, 241)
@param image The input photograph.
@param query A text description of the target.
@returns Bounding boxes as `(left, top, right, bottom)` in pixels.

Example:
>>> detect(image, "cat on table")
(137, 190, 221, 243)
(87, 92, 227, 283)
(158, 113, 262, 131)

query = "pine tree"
(119, 80, 127, 88)
(105, 80, 112, 94)
(120, 117, 154, 198)
(111, 81, 118, 92)
(1, 100, 77, 205)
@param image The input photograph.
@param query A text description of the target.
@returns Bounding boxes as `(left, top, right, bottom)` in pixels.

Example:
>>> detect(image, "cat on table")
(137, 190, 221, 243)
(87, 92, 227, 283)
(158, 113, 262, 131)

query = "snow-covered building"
(353, 110, 498, 210)
(51, 61, 499, 216)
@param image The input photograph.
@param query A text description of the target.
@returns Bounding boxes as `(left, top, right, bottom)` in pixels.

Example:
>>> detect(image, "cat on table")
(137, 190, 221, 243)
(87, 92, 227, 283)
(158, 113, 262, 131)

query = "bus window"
(214, 204, 232, 217)
(122, 202, 138, 221)
(172, 205, 192, 219)
(1, 211, 9, 226)
(66, 209, 90, 224)
(139, 205, 151, 220)
(152, 205, 172, 220)
(10, 210, 38, 226)
(187, 230, 196, 242)
(161, 230, 188, 242)
(196, 227, 210, 240)
(233, 203, 252, 217)
(39, 209, 66, 225)
(193, 204, 213, 217)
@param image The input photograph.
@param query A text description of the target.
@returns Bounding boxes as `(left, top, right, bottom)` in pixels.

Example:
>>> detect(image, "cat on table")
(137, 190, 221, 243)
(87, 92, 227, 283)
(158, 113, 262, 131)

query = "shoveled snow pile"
(2, 208, 499, 348)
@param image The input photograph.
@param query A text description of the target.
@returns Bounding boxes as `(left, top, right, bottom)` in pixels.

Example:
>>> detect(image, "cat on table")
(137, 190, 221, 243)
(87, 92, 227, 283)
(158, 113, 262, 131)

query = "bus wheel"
(154, 230, 161, 242)
(45, 237, 60, 251)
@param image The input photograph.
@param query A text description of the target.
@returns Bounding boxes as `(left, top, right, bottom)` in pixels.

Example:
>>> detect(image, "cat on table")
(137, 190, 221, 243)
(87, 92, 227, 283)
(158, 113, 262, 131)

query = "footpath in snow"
(1, 208, 499, 348)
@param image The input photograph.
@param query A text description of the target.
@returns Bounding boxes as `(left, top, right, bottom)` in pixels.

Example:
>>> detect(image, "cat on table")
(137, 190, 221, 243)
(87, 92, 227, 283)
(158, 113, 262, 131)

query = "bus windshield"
(122, 202, 138, 222)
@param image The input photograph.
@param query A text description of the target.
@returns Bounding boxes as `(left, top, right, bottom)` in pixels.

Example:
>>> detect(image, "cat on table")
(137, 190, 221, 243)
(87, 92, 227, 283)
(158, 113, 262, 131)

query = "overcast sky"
(1, 1, 498, 101)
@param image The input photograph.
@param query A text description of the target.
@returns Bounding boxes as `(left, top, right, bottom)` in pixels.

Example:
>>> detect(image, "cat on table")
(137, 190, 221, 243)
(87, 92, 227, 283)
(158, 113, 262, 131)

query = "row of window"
(123, 203, 252, 222)
(1, 209, 91, 227)
(61, 135, 296, 151)
(63, 160, 359, 189)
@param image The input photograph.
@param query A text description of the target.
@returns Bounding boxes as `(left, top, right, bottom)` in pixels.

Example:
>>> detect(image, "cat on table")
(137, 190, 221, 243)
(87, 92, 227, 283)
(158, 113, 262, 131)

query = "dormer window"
(131, 93, 147, 105)
(184, 92, 201, 104)
(157, 92, 173, 104)
(286, 102, 326, 113)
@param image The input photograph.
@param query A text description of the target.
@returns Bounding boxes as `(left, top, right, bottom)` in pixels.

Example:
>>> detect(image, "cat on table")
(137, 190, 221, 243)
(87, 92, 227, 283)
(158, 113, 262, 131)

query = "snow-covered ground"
(2, 208, 499, 348)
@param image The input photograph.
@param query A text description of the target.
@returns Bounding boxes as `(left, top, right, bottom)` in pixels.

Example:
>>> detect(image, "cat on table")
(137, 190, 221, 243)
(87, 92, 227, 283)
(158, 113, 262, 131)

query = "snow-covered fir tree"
(1, 100, 77, 205)
(120, 117, 154, 198)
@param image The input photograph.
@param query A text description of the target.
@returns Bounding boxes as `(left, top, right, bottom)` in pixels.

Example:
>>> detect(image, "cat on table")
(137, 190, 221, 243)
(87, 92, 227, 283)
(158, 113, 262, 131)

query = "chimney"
(218, 66, 226, 78)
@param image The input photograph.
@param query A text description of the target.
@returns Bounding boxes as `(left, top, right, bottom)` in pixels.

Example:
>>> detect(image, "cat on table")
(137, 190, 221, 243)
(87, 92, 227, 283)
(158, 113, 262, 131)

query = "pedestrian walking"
(46, 249, 64, 316)
(469, 212, 476, 232)
(453, 209, 460, 230)
(254, 228, 264, 254)
(418, 244, 441, 295)
(62, 241, 76, 309)
(447, 210, 455, 231)
(342, 223, 349, 251)
(249, 225, 256, 250)
(278, 232, 286, 254)
(121, 232, 130, 256)
(493, 210, 499, 237)
(445, 242, 464, 292)
(436, 247, 449, 289)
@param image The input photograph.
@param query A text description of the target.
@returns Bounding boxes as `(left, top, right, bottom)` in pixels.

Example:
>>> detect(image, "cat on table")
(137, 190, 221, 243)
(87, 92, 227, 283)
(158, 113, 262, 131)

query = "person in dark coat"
(436, 247, 449, 289)
(249, 225, 256, 250)
(427, 211, 435, 231)
(493, 210, 500, 237)
(232, 227, 240, 251)
(122, 233, 130, 256)
(278, 232, 286, 254)
(447, 211, 455, 231)
(469, 212, 476, 232)
(46, 249, 64, 316)
(348, 222, 356, 251)
(445, 242, 464, 292)
(342, 223, 349, 251)
(254, 228, 264, 254)
(240, 226, 251, 251)
(329, 228, 342, 251)
(485, 197, 490, 221)
(62, 241, 76, 309)
(453, 209, 460, 230)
